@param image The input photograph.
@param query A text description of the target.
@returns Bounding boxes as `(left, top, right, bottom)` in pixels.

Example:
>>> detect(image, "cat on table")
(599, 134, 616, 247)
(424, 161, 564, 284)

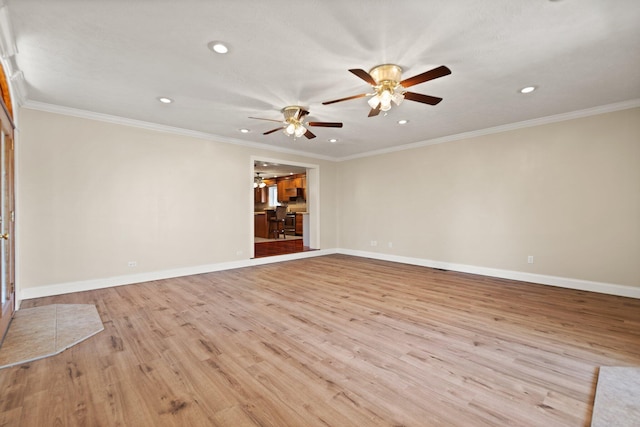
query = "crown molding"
(21, 98, 640, 164)
(0, 4, 17, 59)
(21, 100, 337, 162)
(335, 98, 640, 162)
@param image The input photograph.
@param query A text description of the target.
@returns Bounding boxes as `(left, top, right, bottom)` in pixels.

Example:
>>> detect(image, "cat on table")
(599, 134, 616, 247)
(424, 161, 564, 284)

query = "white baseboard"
(19, 248, 639, 301)
(19, 249, 337, 301)
(337, 249, 640, 299)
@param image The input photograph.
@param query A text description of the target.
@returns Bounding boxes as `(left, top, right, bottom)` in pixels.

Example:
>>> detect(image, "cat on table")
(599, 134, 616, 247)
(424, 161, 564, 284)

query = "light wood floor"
(1, 255, 639, 426)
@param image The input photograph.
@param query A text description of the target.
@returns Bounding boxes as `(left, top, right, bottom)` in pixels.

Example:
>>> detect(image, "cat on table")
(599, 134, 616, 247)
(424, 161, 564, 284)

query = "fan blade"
(349, 68, 377, 86)
(368, 105, 381, 117)
(249, 117, 283, 123)
(307, 122, 343, 128)
(294, 108, 308, 120)
(304, 129, 316, 139)
(263, 127, 283, 135)
(322, 93, 368, 105)
(399, 65, 451, 88)
(403, 92, 443, 105)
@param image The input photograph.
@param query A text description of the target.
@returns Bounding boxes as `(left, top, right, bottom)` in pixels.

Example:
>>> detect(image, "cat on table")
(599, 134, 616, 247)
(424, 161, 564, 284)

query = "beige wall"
(337, 108, 640, 288)
(17, 108, 338, 291)
(15, 106, 639, 297)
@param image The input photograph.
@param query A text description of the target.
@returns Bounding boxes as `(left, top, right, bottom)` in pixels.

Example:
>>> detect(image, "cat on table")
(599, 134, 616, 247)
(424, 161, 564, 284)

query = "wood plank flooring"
(1, 254, 639, 426)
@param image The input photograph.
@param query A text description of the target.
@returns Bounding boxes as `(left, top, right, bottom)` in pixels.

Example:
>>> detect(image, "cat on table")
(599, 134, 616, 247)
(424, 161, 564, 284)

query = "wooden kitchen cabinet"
(254, 213, 270, 238)
(277, 177, 296, 202)
(254, 187, 267, 203)
(276, 180, 286, 202)
(277, 174, 306, 202)
(295, 213, 303, 235)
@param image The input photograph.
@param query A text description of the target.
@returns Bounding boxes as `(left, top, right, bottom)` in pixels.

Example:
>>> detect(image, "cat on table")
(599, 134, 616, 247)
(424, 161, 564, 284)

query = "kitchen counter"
(254, 211, 306, 238)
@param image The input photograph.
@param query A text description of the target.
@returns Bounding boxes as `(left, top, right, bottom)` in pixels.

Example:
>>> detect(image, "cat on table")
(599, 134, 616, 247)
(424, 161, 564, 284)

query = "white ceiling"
(5, 0, 640, 160)
(254, 161, 306, 180)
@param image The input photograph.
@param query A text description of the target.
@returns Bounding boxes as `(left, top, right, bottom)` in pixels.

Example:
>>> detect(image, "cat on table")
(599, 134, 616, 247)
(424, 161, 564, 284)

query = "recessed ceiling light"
(158, 97, 173, 104)
(520, 86, 536, 94)
(239, 128, 250, 133)
(208, 41, 229, 54)
(328, 138, 338, 143)
(398, 119, 409, 125)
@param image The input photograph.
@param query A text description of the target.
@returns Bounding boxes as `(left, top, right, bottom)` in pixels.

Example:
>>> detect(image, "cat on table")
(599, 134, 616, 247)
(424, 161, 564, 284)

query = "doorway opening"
(250, 157, 319, 258)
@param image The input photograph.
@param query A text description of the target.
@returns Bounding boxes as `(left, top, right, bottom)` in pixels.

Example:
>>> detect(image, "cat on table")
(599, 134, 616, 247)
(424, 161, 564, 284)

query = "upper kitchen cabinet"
(254, 187, 267, 203)
(277, 174, 306, 202)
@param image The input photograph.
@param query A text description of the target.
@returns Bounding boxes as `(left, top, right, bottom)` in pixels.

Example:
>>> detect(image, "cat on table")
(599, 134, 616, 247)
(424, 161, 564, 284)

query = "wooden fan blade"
(304, 129, 316, 139)
(307, 122, 343, 128)
(249, 117, 283, 123)
(403, 91, 443, 105)
(294, 108, 309, 120)
(322, 93, 368, 105)
(263, 127, 283, 135)
(368, 105, 381, 117)
(349, 68, 377, 86)
(399, 65, 451, 88)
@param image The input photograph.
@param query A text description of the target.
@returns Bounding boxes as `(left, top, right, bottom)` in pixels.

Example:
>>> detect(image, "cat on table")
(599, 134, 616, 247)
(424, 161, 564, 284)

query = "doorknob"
(0, 233, 8, 240)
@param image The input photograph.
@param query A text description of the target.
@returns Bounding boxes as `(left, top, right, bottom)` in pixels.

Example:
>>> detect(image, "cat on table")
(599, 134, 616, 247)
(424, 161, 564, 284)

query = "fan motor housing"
(369, 64, 402, 85)
(281, 106, 309, 121)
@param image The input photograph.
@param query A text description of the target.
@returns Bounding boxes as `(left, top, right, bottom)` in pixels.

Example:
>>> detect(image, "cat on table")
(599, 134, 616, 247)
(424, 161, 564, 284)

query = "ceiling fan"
(323, 64, 451, 117)
(250, 106, 343, 139)
(254, 172, 266, 188)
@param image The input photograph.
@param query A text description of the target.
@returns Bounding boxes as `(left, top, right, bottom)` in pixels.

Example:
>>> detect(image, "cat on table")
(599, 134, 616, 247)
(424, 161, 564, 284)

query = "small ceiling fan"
(250, 106, 343, 139)
(323, 64, 451, 117)
(254, 172, 266, 188)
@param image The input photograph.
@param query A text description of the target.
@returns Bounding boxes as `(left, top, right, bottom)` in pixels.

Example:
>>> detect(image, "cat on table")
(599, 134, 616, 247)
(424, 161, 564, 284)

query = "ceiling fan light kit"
(367, 64, 405, 112)
(282, 106, 312, 138)
(285, 122, 306, 138)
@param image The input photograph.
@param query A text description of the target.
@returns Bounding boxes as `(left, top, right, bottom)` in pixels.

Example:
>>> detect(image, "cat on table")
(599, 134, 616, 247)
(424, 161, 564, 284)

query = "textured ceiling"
(5, 0, 640, 160)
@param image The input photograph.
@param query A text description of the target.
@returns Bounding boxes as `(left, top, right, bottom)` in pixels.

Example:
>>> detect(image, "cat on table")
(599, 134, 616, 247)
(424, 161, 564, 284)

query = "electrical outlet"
(388, 242, 393, 248)
(236, 250, 243, 256)
(370, 240, 377, 247)
(527, 256, 534, 264)
(128, 261, 137, 267)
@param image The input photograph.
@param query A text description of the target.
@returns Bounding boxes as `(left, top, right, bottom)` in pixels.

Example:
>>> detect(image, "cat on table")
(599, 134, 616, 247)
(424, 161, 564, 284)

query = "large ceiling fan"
(323, 64, 451, 117)
(250, 106, 343, 139)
